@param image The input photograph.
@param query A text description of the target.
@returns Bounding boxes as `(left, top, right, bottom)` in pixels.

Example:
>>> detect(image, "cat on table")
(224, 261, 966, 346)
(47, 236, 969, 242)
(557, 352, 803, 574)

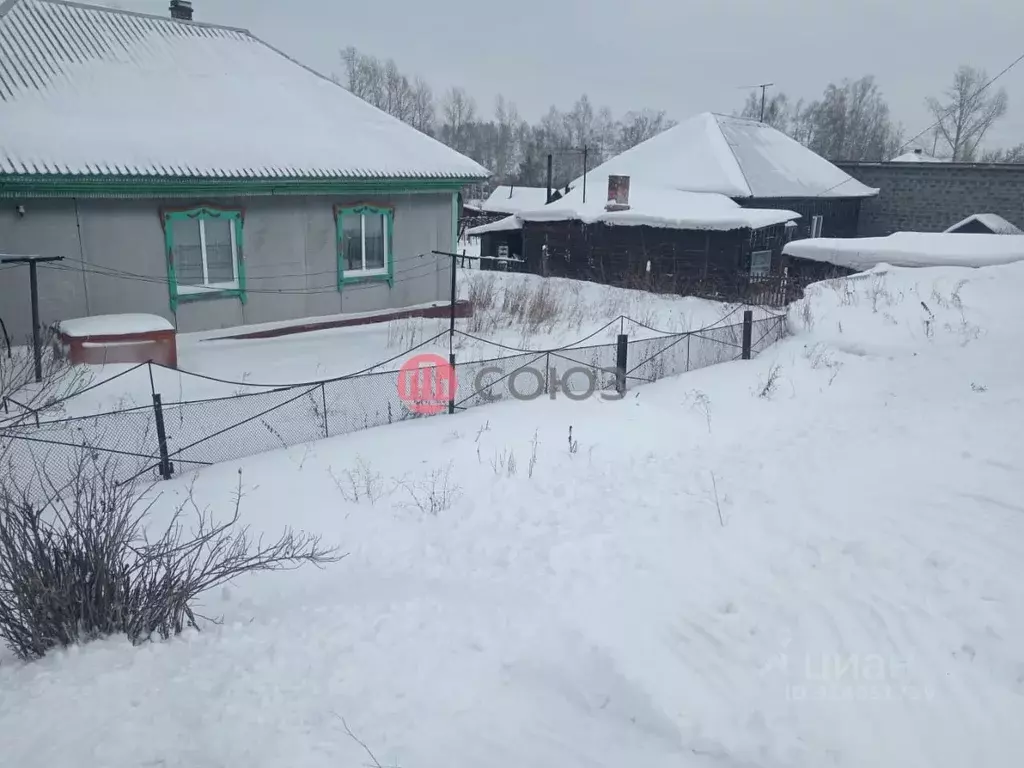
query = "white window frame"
(750, 249, 772, 277)
(176, 218, 240, 295)
(340, 210, 391, 279)
(810, 214, 824, 239)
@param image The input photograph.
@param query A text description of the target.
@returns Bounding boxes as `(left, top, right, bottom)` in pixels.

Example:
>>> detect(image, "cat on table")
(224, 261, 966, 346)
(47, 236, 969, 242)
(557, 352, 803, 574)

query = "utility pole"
(582, 144, 589, 204)
(757, 82, 774, 123)
(546, 153, 553, 204)
(0, 254, 64, 382)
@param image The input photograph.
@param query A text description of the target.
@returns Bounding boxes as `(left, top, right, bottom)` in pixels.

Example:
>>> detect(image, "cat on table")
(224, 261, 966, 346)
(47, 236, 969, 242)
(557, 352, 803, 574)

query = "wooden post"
(741, 310, 753, 360)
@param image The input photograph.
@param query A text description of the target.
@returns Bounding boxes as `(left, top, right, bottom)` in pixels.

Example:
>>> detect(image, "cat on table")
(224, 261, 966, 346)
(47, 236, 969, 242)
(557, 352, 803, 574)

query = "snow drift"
(2, 263, 1023, 767)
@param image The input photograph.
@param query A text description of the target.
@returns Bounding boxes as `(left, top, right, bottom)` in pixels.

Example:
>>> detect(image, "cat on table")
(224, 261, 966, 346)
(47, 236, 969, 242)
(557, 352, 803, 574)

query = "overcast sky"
(120, 0, 1024, 151)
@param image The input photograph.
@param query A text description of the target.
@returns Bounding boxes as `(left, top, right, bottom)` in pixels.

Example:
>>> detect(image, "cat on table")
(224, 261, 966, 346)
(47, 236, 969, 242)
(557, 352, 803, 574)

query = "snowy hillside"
(2, 263, 1023, 767)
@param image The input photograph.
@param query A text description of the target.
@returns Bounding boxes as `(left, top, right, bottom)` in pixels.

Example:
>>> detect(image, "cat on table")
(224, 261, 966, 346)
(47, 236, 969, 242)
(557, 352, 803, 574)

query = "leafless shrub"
(709, 471, 725, 527)
(920, 301, 935, 339)
(0, 329, 91, 433)
(397, 462, 460, 515)
(869, 276, 892, 313)
(567, 425, 579, 455)
(528, 430, 539, 478)
(804, 343, 842, 386)
(0, 459, 341, 661)
(687, 390, 712, 433)
(971, 382, 987, 393)
(797, 300, 814, 331)
(329, 458, 386, 505)
(490, 447, 517, 477)
(757, 364, 782, 399)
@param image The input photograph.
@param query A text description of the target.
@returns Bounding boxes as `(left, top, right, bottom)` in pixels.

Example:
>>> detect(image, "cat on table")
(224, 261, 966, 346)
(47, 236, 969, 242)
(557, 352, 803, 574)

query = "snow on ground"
(50, 271, 767, 416)
(2, 262, 1023, 766)
(784, 231, 1024, 270)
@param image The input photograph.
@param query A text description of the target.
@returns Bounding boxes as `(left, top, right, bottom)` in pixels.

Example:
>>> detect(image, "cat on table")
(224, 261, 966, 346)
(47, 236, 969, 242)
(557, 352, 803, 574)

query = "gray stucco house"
(0, 0, 489, 342)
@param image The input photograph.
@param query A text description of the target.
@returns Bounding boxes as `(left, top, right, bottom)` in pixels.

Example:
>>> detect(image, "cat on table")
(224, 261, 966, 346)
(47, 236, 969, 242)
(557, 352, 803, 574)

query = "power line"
(38, 253, 451, 296)
(811, 49, 1024, 198)
(896, 51, 1024, 156)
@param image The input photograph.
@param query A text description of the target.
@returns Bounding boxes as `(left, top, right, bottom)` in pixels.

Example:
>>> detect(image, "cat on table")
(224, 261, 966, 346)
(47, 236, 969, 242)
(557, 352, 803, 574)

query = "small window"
(163, 207, 245, 310)
(336, 205, 393, 284)
(750, 250, 772, 277)
(810, 215, 824, 238)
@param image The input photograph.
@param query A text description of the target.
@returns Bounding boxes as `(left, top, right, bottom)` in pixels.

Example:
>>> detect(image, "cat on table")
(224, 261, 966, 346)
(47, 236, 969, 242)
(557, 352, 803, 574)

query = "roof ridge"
(0, 0, 250, 34)
(708, 113, 754, 197)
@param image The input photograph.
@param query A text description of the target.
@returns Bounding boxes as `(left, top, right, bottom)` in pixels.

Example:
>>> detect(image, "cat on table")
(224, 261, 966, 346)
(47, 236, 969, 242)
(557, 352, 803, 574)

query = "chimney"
(605, 174, 630, 211)
(913, 148, 923, 156)
(169, 0, 193, 21)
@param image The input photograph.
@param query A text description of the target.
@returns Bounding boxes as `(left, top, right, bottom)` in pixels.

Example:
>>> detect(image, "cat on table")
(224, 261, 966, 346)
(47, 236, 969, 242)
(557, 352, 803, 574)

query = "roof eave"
(0, 173, 486, 199)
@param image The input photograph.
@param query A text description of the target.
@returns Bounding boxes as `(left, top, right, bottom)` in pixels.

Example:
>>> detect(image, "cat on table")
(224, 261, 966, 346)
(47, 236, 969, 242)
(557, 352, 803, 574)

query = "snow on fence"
(0, 314, 787, 500)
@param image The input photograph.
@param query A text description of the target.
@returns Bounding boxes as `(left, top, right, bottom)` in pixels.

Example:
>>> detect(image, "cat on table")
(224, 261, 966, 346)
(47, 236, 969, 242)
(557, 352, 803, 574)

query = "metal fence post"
(685, 334, 691, 372)
(616, 333, 628, 394)
(448, 353, 456, 415)
(151, 393, 173, 480)
(320, 382, 329, 438)
(741, 310, 754, 360)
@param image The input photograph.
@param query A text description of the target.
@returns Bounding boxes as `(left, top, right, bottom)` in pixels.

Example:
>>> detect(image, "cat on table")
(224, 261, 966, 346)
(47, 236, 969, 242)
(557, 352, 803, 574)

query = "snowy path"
(2, 263, 1023, 766)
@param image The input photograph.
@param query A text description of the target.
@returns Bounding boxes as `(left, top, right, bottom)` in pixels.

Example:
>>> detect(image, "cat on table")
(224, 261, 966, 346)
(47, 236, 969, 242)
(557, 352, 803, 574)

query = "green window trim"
(162, 205, 246, 313)
(335, 204, 395, 288)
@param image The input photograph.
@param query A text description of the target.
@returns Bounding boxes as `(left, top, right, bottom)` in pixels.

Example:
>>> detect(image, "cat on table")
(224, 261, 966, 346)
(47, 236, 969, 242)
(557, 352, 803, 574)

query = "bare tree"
(793, 76, 903, 161)
(980, 143, 1024, 163)
(337, 46, 435, 135)
(614, 109, 676, 153)
(439, 87, 477, 154)
(926, 66, 1008, 161)
(737, 91, 792, 132)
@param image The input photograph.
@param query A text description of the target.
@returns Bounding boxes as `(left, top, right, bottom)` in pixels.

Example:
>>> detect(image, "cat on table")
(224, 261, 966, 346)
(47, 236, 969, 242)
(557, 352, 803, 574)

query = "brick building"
(836, 162, 1024, 237)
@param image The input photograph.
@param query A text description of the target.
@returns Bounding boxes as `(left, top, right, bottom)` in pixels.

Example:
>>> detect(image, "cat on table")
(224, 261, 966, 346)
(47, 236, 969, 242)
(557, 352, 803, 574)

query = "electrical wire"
(38, 258, 444, 296)
(814, 48, 1024, 197)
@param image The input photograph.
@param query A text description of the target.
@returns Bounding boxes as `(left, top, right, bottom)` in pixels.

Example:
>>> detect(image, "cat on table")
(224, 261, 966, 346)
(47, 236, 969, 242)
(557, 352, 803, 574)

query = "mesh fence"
(1, 313, 790, 494)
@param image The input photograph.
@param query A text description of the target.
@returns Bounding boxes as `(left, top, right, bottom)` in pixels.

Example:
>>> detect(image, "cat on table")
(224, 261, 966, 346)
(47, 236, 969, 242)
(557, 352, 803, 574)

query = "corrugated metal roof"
(0, 0, 489, 180)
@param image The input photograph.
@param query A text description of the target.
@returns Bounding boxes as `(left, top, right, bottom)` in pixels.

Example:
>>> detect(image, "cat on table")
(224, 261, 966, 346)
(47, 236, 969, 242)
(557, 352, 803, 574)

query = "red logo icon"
(397, 353, 457, 415)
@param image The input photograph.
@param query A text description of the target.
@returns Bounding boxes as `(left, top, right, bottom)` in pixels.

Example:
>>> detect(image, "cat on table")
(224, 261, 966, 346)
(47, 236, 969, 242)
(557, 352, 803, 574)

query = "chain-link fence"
(1, 313, 788, 496)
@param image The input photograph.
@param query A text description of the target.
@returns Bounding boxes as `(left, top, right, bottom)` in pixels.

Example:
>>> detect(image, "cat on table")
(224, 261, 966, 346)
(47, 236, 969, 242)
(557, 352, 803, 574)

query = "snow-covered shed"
(944, 213, 1023, 235)
(0, 0, 488, 341)
(467, 113, 875, 300)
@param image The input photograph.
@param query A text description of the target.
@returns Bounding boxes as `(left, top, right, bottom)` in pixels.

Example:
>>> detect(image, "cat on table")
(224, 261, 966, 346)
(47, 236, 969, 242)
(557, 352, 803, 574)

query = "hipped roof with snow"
(0, 0, 489, 182)
(573, 113, 878, 199)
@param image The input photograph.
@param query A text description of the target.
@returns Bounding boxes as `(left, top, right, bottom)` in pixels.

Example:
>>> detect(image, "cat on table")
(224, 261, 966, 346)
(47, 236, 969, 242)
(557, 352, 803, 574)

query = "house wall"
(0, 193, 454, 341)
(518, 220, 780, 299)
(835, 163, 1024, 236)
(737, 197, 863, 239)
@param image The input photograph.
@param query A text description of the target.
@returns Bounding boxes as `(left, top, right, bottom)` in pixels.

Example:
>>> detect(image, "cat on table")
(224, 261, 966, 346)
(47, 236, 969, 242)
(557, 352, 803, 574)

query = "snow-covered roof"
(783, 233, 1024, 271)
(466, 215, 523, 236)
(571, 113, 878, 200)
(481, 186, 554, 215)
(944, 213, 1022, 235)
(59, 313, 174, 337)
(0, 0, 489, 181)
(484, 182, 799, 232)
(888, 150, 946, 163)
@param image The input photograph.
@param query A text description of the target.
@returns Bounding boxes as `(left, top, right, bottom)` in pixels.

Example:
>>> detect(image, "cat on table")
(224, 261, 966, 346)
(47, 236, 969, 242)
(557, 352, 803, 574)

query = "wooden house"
(467, 113, 877, 301)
